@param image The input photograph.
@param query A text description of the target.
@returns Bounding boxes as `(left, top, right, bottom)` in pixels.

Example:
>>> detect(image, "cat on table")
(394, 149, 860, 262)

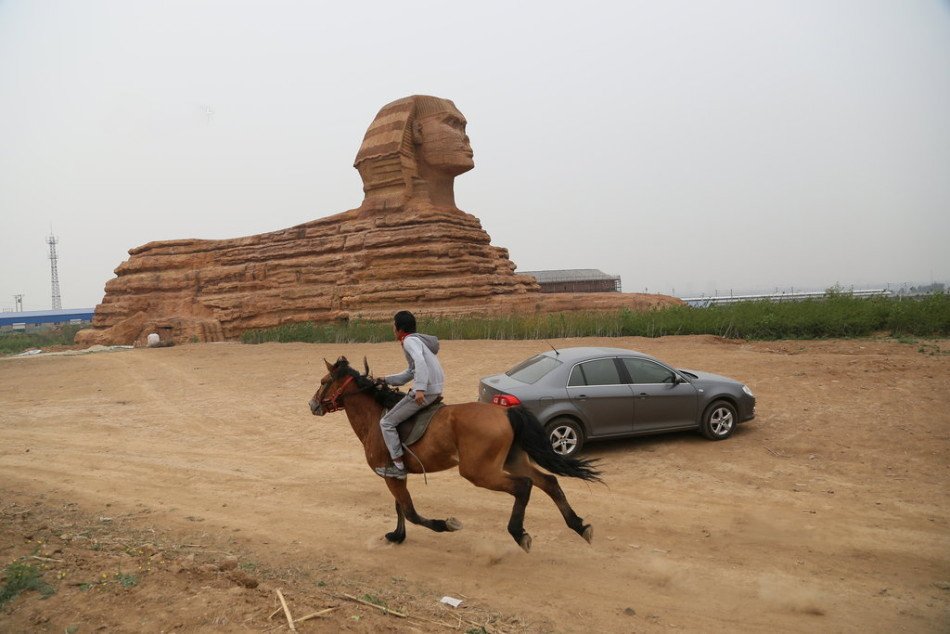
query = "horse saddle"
(396, 397, 444, 448)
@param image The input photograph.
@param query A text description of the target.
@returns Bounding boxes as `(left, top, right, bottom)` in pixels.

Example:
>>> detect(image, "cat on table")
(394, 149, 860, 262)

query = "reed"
(241, 293, 949, 344)
(3, 294, 942, 356)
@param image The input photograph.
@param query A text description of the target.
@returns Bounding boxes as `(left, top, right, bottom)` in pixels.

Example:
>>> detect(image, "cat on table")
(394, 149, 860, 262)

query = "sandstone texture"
(77, 96, 681, 346)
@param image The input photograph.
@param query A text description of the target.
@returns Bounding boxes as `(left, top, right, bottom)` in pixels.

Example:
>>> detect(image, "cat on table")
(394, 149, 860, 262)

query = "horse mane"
(332, 356, 405, 410)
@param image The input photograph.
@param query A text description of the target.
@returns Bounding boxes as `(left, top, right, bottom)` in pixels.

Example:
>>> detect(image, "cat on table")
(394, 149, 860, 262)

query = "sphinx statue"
(76, 95, 678, 346)
(76, 96, 533, 345)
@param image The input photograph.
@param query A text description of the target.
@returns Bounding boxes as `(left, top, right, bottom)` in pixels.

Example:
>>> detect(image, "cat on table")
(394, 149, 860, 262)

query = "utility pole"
(13, 294, 24, 312)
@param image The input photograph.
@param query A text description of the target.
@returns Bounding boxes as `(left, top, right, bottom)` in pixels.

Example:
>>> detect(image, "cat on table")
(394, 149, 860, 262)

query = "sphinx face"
(414, 110, 475, 177)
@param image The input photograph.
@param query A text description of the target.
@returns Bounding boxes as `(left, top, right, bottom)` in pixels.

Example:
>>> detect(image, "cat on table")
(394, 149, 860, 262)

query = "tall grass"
(0, 324, 88, 356)
(241, 293, 949, 344)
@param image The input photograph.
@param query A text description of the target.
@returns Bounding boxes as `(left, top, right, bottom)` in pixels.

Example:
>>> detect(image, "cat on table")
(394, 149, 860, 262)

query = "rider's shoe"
(374, 464, 407, 480)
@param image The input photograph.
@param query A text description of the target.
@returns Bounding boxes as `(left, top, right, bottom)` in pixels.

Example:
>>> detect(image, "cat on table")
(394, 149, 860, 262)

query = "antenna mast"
(47, 231, 62, 310)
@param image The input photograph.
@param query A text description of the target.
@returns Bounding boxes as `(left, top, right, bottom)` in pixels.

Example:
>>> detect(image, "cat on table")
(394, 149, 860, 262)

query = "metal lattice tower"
(47, 232, 62, 310)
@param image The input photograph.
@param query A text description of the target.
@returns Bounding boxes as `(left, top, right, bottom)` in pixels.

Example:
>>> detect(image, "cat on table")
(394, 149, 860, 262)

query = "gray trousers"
(380, 390, 441, 461)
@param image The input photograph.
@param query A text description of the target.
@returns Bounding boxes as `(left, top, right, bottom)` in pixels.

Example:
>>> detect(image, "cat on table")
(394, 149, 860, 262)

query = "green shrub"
(0, 323, 87, 356)
(0, 561, 54, 606)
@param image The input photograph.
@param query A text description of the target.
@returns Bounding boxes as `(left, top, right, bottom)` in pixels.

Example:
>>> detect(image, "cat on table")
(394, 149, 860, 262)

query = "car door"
(621, 357, 698, 432)
(566, 357, 635, 437)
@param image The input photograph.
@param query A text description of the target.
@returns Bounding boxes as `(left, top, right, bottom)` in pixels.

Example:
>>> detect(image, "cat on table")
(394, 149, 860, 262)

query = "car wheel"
(546, 418, 585, 457)
(701, 400, 737, 440)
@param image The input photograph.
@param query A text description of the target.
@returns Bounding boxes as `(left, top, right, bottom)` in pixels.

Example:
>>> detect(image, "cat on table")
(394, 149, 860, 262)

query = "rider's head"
(393, 310, 417, 335)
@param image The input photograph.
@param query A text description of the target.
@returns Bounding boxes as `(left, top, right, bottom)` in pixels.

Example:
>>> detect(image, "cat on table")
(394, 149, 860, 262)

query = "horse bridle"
(318, 364, 378, 413)
(317, 371, 357, 413)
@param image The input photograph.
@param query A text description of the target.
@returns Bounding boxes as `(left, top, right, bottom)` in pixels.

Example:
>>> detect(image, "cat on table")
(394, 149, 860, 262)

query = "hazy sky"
(2, 1, 948, 311)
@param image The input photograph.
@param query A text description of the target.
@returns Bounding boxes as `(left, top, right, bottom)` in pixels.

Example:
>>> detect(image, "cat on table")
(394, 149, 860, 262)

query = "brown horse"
(308, 356, 602, 552)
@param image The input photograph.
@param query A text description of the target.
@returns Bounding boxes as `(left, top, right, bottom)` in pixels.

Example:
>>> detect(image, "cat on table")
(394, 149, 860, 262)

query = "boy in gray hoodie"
(375, 310, 445, 479)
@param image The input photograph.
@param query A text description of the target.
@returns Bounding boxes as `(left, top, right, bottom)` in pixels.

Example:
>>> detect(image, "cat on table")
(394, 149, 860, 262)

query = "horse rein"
(317, 365, 431, 482)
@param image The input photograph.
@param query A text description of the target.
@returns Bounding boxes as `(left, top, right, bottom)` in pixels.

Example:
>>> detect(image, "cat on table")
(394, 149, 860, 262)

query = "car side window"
(622, 358, 676, 384)
(568, 358, 622, 387)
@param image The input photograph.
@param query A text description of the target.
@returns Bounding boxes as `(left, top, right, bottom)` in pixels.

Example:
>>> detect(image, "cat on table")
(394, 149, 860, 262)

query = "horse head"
(309, 356, 357, 416)
(308, 355, 406, 416)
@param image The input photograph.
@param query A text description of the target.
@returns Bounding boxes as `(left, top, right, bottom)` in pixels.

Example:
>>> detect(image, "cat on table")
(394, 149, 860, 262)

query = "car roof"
(540, 346, 653, 363)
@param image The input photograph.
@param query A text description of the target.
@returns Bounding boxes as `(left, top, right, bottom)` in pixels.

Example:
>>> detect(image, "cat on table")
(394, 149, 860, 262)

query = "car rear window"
(506, 354, 562, 384)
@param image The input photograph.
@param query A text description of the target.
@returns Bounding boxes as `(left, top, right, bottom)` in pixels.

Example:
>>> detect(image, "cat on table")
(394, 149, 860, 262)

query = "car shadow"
(581, 425, 754, 459)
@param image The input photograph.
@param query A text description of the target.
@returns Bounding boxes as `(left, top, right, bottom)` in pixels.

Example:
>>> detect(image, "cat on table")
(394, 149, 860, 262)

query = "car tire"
(546, 418, 585, 457)
(700, 400, 737, 440)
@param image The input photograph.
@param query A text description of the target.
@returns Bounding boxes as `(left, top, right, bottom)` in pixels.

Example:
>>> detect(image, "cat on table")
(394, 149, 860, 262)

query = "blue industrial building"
(0, 308, 95, 330)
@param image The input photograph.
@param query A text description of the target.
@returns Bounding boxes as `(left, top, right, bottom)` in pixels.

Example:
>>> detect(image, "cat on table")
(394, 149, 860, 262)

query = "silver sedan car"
(478, 346, 755, 456)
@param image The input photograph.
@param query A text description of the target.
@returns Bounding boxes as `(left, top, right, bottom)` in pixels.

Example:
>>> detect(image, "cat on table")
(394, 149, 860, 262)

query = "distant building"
(0, 308, 95, 332)
(911, 282, 945, 293)
(519, 269, 622, 294)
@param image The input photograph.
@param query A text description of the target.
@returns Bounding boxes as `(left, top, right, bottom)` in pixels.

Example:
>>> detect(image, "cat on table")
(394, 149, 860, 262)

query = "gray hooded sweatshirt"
(384, 333, 444, 394)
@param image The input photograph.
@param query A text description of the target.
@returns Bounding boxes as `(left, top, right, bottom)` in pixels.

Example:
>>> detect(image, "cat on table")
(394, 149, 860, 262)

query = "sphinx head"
(354, 95, 474, 210)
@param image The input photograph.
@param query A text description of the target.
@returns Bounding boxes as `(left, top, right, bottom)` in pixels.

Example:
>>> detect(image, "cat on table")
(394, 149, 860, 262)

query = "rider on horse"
(375, 310, 444, 479)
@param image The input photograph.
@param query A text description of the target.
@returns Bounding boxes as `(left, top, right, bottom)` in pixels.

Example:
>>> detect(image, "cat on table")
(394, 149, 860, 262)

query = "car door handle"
(636, 392, 649, 399)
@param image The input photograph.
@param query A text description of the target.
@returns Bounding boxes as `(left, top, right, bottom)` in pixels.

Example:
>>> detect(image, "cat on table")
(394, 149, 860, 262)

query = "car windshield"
(505, 354, 562, 384)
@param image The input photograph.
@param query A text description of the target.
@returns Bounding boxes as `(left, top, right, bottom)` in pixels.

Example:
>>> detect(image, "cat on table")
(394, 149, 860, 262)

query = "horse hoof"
(384, 531, 405, 544)
(519, 533, 532, 553)
(445, 517, 463, 532)
(582, 525, 593, 544)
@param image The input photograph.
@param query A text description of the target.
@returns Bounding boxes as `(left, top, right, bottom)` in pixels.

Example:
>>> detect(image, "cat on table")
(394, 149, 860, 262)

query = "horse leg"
(506, 477, 534, 552)
(459, 465, 534, 552)
(383, 478, 462, 544)
(506, 450, 593, 543)
(386, 500, 407, 544)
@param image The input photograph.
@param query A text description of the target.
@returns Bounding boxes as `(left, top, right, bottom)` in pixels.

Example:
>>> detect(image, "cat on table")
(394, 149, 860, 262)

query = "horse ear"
(324, 358, 333, 371)
(363, 356, 370, 376)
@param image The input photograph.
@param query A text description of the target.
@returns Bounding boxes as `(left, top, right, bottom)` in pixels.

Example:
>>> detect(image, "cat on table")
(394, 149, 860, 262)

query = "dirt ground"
(1, 335, 948, 633)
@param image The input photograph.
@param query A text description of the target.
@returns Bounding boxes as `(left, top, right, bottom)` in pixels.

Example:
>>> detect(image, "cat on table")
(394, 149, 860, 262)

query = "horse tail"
(507, 407, 603, 483)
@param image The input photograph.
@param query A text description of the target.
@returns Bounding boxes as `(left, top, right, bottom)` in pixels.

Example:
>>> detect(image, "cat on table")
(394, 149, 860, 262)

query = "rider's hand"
(414, 390, 426, 405)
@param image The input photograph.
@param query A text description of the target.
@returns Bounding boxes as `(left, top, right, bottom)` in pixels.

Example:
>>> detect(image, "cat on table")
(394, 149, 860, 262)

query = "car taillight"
(491, 394, 521, 407)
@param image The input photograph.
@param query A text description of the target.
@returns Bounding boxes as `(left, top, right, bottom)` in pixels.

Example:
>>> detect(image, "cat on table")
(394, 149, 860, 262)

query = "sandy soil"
(1, 335, 948, 633)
